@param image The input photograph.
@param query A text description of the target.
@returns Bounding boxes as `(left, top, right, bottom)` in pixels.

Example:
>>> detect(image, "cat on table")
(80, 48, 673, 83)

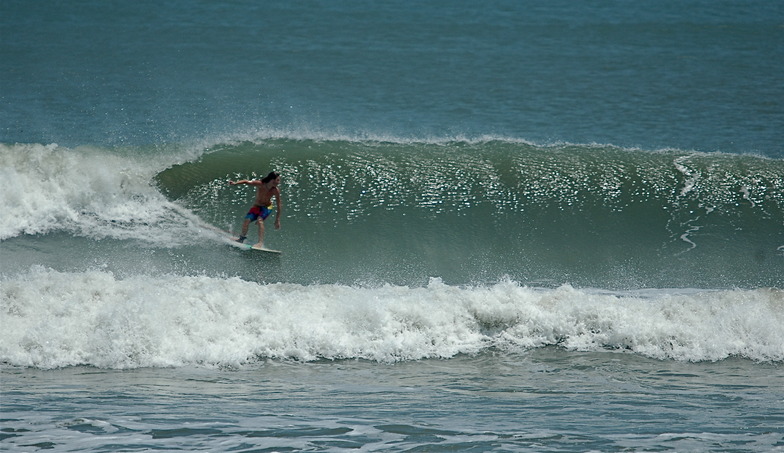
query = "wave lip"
(2, 268, 782, 369)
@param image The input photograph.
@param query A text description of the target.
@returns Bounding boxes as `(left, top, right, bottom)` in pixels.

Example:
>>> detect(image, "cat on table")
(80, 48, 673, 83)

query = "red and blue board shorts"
(245, 204, 272, 221)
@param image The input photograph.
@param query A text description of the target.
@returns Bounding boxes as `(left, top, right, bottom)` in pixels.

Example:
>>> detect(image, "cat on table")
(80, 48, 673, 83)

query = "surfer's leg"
(256, 219, 266, 246)
(239, 218, 251, 241)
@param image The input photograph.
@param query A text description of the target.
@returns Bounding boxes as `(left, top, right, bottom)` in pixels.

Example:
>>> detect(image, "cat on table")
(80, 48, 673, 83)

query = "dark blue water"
(2, 0, 782, 155)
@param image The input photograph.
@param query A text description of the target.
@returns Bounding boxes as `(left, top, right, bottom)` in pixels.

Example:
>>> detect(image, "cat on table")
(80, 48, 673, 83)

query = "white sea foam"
(1, 267, 781, 369)
(673, 155, 699, 198)
(0, 143, 206, 244)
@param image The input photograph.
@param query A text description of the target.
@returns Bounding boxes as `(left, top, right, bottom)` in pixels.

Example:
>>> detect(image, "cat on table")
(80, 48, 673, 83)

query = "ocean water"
(2, 1, 783, 451)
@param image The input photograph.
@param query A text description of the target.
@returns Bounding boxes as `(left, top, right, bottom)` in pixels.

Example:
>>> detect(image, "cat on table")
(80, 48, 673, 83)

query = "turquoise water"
(2, 0, 782, 155)
(2, 1, 783, 451)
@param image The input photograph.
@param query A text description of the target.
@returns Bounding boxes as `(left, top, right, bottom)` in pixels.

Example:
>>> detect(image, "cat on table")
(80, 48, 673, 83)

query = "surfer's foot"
(236, 236, 247, 243)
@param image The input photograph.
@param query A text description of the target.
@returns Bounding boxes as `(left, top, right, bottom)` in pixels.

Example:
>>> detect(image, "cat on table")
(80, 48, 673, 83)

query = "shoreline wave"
(2, 267, 782, 369)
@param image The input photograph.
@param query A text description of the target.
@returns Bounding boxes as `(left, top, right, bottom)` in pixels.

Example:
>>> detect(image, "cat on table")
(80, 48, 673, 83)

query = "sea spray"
(0, 143, 206, 244)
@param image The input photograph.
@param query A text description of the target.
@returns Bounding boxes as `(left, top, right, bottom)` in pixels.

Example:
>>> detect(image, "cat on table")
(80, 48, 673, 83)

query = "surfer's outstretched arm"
(229, 179, 263, 186)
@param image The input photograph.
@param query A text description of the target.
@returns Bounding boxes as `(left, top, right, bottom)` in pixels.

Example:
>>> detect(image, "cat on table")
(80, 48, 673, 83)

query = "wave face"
(155, 138, 784, 288)
(3, 138, 784, 369)
(2, 267, 782, 369)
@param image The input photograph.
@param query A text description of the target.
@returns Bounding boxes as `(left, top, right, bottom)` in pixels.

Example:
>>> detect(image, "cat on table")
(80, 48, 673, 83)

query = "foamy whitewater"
(2, 0, 783, 451)
(3, 268, 783, 370)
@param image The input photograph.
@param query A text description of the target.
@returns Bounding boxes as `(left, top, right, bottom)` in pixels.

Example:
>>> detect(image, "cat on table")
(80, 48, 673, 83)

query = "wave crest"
(0, 143, 201, 244)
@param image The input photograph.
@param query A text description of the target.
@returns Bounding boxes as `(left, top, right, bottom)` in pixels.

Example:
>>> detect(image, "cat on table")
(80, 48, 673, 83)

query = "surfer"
(229, 171, 282, 247)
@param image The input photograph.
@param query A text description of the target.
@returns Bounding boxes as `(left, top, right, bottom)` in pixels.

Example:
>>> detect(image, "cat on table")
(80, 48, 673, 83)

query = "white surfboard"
(249, 243, 282, 254)
(167, 206, 282, 254)
(224, 236, 282, 254)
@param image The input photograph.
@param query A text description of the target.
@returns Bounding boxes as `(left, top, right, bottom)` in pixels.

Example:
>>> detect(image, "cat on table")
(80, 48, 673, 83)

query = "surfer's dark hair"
(262, 171, 280, 183)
